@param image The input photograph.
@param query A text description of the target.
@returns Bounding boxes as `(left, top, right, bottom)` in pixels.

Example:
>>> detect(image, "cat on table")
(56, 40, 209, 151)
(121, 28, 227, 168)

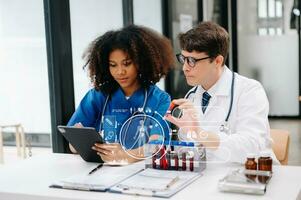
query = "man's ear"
(214, 55, 224, 66)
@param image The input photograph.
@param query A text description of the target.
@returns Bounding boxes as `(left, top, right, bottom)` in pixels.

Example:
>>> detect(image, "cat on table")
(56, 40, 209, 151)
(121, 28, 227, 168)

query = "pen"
(165, 176, 180, 189)
(88, 163, 103, 175)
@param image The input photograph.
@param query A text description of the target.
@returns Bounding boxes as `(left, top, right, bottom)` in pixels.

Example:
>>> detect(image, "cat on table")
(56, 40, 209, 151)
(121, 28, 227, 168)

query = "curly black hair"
(83, 25, 175, 94)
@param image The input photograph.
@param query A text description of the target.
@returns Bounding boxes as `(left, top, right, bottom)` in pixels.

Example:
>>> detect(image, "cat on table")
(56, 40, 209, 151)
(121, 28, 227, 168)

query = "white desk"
(0, 153, 300, 200)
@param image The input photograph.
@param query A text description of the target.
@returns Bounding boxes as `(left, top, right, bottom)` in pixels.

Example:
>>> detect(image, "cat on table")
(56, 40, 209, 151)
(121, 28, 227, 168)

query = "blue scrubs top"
(67, 85, 171, 147)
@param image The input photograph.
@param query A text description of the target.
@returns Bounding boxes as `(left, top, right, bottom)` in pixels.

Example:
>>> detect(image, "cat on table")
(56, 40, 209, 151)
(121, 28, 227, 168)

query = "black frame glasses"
(176, 53, 211, 67)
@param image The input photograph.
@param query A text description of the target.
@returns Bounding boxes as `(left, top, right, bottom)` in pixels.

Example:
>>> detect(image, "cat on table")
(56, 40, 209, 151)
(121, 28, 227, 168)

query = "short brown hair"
(83, 25, 175, 94)
(178, 21, 229, 65)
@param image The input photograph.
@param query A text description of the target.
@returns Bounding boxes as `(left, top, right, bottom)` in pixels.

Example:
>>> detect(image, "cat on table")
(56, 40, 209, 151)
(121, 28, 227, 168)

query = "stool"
(0, 124, 26, 164)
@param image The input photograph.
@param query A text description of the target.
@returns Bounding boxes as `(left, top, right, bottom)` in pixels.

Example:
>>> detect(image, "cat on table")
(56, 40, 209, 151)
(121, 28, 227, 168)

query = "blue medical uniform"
(67, 85, 171, 148)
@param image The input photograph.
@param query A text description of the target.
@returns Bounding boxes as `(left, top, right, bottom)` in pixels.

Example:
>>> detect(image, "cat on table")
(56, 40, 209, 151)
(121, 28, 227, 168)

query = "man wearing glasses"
(165, 21, 278, 164)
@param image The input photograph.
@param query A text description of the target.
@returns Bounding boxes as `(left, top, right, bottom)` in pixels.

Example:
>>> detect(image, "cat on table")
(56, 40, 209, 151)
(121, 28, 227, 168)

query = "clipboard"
(110, 168, 202, 198)
(50, 163, 144, 192)
(50, 162, 201, 198)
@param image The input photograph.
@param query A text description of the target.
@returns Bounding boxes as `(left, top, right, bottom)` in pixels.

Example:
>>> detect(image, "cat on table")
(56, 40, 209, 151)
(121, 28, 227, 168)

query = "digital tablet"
(57, 125, 104, 163)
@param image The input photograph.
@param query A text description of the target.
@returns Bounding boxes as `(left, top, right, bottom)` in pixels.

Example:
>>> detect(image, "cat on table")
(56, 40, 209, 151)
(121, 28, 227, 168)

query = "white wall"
(70, 0, 123, 107)
(133, 0, 162, 32)
(238, 0, 299, 116)
(202, 0, 214, 21)
(133, 0, 165, 90)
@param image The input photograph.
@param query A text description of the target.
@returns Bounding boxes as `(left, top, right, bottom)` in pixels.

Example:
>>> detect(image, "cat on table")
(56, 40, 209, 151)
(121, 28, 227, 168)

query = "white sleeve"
(213, 81, 272, 163)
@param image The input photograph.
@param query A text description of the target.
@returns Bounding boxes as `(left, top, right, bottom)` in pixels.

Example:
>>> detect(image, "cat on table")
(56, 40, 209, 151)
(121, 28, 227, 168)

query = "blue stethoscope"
(184, 71, 235, 134)
(98, 89, 148, 134)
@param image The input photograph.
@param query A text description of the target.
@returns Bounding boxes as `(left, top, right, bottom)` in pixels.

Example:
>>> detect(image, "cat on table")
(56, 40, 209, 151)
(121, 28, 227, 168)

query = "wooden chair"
(0, 124, 26, 164)
(270, 129, 290, 165)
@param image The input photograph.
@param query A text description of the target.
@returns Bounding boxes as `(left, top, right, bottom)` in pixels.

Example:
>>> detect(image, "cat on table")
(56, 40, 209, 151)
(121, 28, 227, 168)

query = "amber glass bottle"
(245, 153, 257, 180)
(258, 151, 273, 183)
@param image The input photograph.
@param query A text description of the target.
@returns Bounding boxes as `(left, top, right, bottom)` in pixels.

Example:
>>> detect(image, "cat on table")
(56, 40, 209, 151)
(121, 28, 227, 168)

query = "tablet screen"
(57, 126, 103, 163)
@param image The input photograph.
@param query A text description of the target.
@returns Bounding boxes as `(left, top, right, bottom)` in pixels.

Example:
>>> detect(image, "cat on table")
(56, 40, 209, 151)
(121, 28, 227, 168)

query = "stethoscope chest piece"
(219, 122, 230, 134)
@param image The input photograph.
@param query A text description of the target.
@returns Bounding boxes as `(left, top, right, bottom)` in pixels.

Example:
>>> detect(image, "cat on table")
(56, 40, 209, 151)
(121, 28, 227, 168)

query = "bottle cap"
(167, 102, 177, 113)
(259, 151, 270, 158)
(246, 153, 256, 159)
(187, 151, 194, 158)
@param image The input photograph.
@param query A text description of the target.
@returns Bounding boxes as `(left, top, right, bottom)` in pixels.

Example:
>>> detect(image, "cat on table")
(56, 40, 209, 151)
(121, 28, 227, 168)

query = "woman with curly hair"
(67, 25, 174, 163)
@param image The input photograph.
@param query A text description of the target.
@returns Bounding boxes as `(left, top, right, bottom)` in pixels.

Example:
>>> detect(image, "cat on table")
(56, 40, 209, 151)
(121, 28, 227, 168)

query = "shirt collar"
(198, 66, 233, 97)
(113, 87, 145, 107)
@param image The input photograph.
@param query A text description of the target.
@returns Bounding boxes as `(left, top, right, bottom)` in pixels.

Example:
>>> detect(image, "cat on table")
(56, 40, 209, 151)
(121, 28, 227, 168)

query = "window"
(0, 0, 51, 140)
(257, 0, 284, 36)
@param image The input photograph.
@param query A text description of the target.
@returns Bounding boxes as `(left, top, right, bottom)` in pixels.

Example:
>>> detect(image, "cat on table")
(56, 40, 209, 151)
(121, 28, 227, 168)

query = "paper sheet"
(52, 163, 144, 190)
(113, 168, 201, 196)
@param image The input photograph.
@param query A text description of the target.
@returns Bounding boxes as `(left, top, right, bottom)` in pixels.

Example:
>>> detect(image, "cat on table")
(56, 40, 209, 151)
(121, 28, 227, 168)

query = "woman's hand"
(92, 143, 143, 164)
(69, 122, 84, 154)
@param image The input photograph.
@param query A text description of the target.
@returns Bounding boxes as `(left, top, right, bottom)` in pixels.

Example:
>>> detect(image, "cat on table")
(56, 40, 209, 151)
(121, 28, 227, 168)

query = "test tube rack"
(145, 140, 206, 173)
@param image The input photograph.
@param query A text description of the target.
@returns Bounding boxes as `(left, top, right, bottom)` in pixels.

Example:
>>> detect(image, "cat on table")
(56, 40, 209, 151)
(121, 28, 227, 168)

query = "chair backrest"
(270, 129, 290, 165)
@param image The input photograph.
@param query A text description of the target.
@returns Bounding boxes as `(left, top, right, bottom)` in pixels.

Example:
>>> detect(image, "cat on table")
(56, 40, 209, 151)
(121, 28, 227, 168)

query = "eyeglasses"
(176, 53, 211, 68)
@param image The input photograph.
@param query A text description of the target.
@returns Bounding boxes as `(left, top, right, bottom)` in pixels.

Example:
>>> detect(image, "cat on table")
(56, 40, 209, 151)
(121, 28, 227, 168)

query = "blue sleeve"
(155, 92, 171, 116)
(67, 89, 104, 128)
(150, 92, 171, 141)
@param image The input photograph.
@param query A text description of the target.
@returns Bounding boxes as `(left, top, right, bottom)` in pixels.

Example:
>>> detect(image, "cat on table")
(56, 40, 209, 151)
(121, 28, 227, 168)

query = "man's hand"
(165, 98, 202, 134)
(165, 99, 220, 149)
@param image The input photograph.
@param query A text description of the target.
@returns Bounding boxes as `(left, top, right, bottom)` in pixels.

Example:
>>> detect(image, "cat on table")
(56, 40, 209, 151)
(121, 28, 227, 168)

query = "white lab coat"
(183, 66, 279, 164)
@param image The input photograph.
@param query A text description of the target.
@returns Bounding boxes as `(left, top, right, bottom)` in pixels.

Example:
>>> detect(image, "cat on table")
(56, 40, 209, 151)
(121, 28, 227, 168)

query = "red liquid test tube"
(190, 156, 194, 171)
(174, 153, 179, 170)
(160, 147, 168, 170)
(167, 150, 171, 170)
(182, 153, 186, 171)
